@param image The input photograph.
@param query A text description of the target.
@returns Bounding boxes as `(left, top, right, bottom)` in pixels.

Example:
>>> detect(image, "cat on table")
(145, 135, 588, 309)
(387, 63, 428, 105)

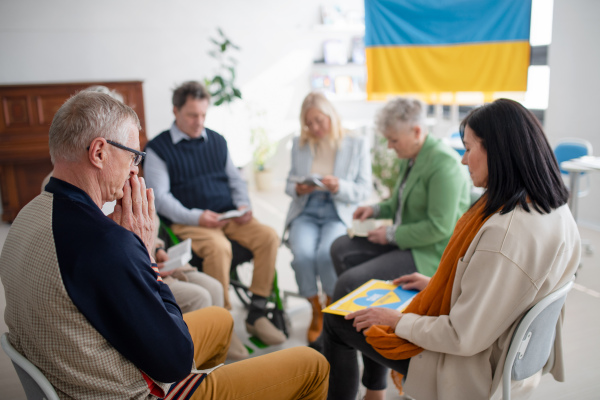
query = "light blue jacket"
(284, 134, 372, 233)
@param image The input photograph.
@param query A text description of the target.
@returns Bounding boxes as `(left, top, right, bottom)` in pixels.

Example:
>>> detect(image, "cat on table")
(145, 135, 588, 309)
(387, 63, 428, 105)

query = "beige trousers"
(184, 307, 329, 400)
(172, 218, 279, 309)
(163, 270, 224, 313)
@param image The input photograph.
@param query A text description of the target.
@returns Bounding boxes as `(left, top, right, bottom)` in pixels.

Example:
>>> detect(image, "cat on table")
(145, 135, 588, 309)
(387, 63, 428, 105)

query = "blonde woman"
(284, 91, 372, 344)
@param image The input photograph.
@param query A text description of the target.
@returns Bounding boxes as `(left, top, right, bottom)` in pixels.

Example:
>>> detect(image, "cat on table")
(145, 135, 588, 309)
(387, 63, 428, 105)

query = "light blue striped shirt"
(144, 122, 250, 226)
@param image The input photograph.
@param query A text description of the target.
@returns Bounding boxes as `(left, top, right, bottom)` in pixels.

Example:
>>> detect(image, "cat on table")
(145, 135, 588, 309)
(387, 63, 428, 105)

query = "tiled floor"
(1, 183, 600, 399)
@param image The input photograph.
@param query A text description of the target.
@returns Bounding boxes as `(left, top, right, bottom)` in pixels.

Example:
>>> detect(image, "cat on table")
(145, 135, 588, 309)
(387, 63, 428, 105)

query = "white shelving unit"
(310, 23, 368, 104)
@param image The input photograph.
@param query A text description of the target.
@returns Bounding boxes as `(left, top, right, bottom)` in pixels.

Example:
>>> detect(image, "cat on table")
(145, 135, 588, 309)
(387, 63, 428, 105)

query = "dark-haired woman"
(323, 99, 581, 400)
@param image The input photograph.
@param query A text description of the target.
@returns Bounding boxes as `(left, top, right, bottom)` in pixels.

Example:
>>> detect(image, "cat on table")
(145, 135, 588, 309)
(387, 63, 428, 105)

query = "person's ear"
(173, 106, 179, 118)
(413, 125, 422, 140)
(88, 137, 108, 169)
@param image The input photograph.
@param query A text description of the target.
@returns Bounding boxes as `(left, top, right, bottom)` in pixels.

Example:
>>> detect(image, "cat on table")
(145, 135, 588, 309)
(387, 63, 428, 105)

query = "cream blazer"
(396, 204, 580, 400)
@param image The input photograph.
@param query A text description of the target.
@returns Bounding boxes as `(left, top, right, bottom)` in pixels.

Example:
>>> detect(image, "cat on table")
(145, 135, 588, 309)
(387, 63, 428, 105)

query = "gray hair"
(85, 85, 124, 102)
(48, 91, 141, 164)
(375, 97, 427, 135)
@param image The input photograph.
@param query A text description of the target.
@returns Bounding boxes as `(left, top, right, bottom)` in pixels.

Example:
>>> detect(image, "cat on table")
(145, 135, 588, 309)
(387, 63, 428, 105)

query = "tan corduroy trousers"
(184, 307, 329, 399)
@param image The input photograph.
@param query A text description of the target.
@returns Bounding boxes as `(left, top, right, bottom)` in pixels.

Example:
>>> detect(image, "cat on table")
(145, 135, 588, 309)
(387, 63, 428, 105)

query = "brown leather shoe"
(307, 295, 324, 343)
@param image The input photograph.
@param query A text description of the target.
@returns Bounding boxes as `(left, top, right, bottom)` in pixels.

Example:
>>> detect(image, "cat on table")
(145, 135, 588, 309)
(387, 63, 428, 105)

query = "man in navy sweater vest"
(144, 81, 285, 345)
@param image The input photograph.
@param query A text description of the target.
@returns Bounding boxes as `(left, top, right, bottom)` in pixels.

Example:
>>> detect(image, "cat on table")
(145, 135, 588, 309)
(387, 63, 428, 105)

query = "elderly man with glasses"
(0, 91, 329, 400)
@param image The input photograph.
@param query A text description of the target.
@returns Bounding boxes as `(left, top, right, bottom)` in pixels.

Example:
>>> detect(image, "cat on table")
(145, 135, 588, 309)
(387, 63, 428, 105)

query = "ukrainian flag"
(365, 0, 532, 101)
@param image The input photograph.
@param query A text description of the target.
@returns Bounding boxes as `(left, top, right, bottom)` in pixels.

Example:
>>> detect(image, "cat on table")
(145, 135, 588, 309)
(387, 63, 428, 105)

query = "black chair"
(158, 220, 289, 337)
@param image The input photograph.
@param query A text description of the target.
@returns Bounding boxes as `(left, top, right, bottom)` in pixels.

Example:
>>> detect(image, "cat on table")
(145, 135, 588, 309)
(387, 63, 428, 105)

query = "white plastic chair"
(1, 333, 60, 400)
(502, 279, 574, 400)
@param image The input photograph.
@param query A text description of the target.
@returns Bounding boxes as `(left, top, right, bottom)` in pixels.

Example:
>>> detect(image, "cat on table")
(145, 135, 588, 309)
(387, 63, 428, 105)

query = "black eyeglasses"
(87, 140, 146, 166)
(106, 140, 146, 166)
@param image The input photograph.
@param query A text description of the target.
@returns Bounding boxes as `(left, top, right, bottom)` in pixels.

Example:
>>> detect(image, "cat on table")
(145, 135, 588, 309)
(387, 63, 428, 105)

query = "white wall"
(545, 0, 600, 229)
(4, 0, 599, 227)
(0, 0, 366, 168)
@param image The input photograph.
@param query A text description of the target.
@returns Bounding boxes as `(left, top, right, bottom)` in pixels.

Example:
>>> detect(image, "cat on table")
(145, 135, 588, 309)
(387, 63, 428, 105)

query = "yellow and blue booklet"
(323, 279, 419, 316)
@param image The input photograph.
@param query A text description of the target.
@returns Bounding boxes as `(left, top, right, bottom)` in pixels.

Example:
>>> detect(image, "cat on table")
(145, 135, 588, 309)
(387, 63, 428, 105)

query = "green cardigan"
(377, 135, 471, 277)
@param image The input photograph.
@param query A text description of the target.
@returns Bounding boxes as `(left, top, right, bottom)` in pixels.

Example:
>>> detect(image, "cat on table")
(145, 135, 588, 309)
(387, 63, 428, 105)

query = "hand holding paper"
(347, 219, 392, 238)
(199, 210, 229, 228)
(232, 207, 252, 225)
(347, 307, 403, 332)
(159, 238, 193, 273)
(290, 174, 326, 189)
(320, 175, 339, 193)
(353, 206, 374, 221)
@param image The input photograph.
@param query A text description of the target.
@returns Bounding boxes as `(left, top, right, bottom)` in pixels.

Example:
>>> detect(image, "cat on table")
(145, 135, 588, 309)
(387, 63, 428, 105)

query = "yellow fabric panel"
(366, 41, 530, 98)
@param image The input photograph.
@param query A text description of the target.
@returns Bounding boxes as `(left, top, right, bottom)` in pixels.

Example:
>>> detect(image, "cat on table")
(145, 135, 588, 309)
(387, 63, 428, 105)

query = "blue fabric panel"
(365, 0, 532, 47)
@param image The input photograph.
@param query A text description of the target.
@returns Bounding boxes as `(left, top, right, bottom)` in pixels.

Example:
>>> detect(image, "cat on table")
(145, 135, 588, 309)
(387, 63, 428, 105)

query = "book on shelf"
(161, 238, 193, 272)
(351, 36, 365, 64)
(323, 279, 419, 316)
(310, 72, 334, 93)
(334, 75, 354, 95)
(323, 39, 348, 65)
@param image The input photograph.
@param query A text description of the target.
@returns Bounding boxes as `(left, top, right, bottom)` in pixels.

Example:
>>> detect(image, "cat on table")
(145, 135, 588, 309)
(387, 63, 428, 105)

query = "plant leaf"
(212, 75, 225, 85)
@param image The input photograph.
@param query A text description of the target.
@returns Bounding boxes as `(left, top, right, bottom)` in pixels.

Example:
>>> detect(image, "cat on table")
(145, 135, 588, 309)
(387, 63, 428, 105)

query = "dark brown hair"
(460, 98, 568, 217)
(172, 81, 211, 109)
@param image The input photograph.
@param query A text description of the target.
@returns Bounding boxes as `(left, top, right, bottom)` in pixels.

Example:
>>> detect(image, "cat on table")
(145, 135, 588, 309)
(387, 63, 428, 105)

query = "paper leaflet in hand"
(322, 279, 418, 316)
(217, 208, 251, 221)
(161, 238, 193, 272)
(289, 174, 326, 189)
(348, 219, 393, 238)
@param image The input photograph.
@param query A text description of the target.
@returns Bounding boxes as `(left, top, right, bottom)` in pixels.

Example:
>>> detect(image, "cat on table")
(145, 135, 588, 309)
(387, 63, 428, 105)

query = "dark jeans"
(325, 235, 417, 399)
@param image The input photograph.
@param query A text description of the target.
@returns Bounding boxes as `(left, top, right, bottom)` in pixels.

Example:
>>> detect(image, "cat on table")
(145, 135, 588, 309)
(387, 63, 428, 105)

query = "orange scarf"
(364, 197, 492, 360)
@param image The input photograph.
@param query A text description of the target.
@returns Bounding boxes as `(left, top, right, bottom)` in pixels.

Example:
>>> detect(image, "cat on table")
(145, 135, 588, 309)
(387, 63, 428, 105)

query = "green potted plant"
(371, 133, 401, 199)
(250, 109, 277, 191)
(204, 28, 242, 106)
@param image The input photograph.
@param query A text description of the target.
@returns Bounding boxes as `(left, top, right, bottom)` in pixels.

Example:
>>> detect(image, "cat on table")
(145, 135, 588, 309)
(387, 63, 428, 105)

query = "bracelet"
(155, 246, 165, 252)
